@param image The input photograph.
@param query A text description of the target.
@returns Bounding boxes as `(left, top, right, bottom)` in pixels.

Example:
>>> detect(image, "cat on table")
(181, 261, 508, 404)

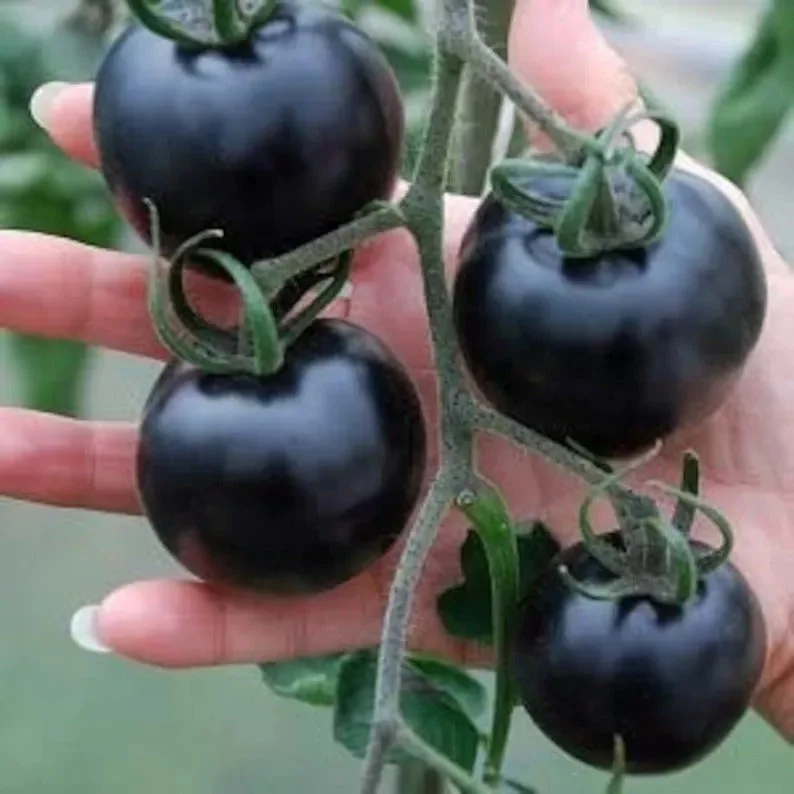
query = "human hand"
(3, 0, 793, 741)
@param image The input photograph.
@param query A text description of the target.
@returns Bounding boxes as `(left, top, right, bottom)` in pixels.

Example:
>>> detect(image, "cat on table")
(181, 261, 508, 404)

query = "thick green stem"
(359, 43, 473, 794)
(400, 45, 474, 458)
(449, 0, 515, 195)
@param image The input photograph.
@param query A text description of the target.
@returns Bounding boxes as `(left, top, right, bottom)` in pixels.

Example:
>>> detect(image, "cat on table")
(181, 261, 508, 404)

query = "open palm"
(2, 0, 793, 742)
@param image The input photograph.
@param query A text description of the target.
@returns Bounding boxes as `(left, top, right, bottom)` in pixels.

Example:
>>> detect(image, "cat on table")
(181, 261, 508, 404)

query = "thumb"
(507, 0, 639, 142)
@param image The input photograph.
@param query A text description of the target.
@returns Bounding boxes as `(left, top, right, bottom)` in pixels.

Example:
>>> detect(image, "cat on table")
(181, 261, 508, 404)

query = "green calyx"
(561, 448, 735, 606)
(142, 200, 351, 378)
(124, 0, 277, 48)
(490, 103, 681, 258)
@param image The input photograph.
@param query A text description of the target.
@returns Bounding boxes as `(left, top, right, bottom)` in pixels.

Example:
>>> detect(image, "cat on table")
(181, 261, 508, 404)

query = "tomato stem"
(443, 26, 589, 159)
(360, 32, 499, 794)
(472, 405, 634, 500)
(251, 202, 405, 288)
(142, 202, 401, 376)
(453, 33, 683, 258)
(359, 475, 461, 794)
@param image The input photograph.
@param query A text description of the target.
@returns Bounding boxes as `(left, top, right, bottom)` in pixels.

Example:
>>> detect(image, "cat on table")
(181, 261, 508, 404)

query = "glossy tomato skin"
(511, 536, 766, 774)
(136, 320, 426, 595)
(452, 168, 767, 458)
(93, 1, 404, 267)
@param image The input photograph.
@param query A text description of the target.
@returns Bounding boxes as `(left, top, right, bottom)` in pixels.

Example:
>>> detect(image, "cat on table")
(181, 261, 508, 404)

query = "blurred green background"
(0, 0, 792, 792)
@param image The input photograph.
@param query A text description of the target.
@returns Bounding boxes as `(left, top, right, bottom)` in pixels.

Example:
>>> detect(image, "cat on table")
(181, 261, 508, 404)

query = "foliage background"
(0, 0, 791, 791)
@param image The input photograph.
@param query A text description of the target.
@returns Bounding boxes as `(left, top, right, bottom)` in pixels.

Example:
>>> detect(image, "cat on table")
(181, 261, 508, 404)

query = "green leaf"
(707, 7, 794, 186)
(258, 653, 349, 707)
(437, 521, 560, 645)
(333, 650, 482, 771)
(406, 656, 487, 722)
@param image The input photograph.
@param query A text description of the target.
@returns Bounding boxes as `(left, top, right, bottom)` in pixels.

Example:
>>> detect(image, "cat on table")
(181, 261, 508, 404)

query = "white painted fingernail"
(70, 605, 111, 654)
(29, 81, 70, 129)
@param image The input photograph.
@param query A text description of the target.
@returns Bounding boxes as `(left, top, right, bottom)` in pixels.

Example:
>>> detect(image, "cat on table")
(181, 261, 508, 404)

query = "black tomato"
(93, 1, 404, 268)
(136, 319, 427, 595)
(452, 168, 767, 459)
(511, 535, 766, 775)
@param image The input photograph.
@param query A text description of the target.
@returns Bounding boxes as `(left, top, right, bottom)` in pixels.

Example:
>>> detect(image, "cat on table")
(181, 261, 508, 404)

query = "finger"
(0, 230, 242, 360)
(31, 82, 98, 169)
(756, 639, 794, 741)
(507, 0, 639, 142)
(0, 194, 457, 371)
(91, 578, 390, 668)
(0, 408, 139, 513)
(83, 548, 490, 669)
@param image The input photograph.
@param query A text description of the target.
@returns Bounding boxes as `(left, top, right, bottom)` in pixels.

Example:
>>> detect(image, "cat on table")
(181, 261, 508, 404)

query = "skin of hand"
(2, 0, 793, 742)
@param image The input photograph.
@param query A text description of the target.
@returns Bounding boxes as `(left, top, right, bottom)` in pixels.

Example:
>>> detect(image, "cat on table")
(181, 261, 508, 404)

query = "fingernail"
(70, 605, 111, 654)
(29, 81, 71, 129)
(338, 280, 354, 299)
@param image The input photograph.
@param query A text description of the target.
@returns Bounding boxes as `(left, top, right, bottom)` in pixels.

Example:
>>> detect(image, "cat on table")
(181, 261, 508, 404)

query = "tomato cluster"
(92, 0, 768, 782)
